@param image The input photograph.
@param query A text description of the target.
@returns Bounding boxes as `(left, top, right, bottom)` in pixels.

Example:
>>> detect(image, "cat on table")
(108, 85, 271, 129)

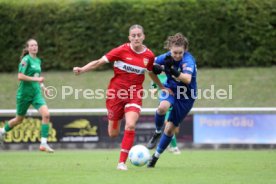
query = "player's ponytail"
(20, 47, 28, 61)
(164, 33, 189, 51)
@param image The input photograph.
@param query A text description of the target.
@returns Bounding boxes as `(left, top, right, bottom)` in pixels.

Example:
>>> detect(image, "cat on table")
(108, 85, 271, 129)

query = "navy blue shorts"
(159, 91, 195, 127)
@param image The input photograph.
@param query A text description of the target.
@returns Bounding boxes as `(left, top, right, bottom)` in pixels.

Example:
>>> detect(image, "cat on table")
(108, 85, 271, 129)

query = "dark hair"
(129, 24, 144, 34)
(20, 38, 37, 61)
(164, 33, 189, 51)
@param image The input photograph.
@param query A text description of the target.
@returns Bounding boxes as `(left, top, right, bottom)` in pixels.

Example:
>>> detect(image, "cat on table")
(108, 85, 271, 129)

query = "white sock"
(155, 130, 162, 134)
(41, 137, 47, 144)
(154, 151, 161, 158)
(0, 128, 6, 134)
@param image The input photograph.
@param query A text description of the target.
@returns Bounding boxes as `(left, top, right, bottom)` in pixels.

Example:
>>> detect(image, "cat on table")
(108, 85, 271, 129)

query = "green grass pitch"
(0, 149, 276, 184)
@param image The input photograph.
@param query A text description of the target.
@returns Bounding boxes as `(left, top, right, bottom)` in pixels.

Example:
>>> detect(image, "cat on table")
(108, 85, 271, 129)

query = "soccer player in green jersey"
(0, 39, 54, 153)
(148, 73, 181, 154)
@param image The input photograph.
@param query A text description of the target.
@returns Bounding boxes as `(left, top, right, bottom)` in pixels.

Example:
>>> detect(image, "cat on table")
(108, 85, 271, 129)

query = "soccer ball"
(128, 145, 150, 167)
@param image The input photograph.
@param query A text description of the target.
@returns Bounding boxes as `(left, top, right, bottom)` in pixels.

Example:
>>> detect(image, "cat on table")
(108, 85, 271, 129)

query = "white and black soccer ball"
(128, 145, 150, 167)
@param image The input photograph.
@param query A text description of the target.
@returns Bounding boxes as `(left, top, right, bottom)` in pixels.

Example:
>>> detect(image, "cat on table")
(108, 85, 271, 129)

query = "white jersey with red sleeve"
(103, 43, 155, 89)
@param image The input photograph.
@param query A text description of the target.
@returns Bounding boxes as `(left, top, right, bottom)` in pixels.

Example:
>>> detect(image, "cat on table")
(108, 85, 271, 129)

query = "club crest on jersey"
(143, 58, 149, 66)
(21, 61, 27, 67)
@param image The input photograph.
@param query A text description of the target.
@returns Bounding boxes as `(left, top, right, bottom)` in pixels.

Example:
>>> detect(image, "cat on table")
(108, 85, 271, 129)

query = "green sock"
(4, 121, 13, 132)
(170, 135, 177, 148)
(41, 123, 49, 138)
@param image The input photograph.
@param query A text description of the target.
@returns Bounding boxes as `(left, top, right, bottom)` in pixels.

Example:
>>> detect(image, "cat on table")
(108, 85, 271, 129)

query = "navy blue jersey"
(155, 51, 197, 98)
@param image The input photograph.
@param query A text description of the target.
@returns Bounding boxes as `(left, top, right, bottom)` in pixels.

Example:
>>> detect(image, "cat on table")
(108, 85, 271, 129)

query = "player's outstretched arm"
(73, 57, 106, 75)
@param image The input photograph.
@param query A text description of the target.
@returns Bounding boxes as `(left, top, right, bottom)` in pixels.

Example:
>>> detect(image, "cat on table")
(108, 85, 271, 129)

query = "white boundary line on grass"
(1, 107, 276, 116)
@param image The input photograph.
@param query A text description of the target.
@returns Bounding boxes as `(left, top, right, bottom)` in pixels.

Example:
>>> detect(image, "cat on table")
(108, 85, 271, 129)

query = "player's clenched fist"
(73, 67, 82, 75)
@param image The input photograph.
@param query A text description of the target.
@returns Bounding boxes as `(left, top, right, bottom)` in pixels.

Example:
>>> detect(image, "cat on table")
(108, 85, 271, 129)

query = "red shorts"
(106, 86, 143, 121)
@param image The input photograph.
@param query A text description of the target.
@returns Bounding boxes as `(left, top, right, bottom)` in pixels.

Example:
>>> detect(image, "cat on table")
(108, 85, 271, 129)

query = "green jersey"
(17, 54, 42, 96)
(151, 73, 167, 89)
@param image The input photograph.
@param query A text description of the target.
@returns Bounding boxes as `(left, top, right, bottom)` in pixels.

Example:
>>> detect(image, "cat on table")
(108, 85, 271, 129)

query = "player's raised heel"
(147, 154, 159, 168)
(146, 132, 161, 149)
(39, 143, 54, 153)
(117, 162, 128, 171)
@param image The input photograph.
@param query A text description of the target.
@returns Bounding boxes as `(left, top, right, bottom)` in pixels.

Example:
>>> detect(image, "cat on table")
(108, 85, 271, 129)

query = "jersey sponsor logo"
(143, 58, 149, 66)
(114, 61, 145, 74)
(182, 63, 187, 69)
(123, 65, 142, 74)
(126, 57, 133, 60)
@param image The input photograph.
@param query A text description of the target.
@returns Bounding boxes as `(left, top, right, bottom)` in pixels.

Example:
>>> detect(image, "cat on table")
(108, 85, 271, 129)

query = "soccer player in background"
(147, 33, 197, 167)
(73, 24, 165, 170)
(0, 39, 54, 153)
(148, 73, 181, 154)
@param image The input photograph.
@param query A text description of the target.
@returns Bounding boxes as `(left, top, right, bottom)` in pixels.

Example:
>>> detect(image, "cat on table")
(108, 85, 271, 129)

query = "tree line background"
(0, 0, 275, 72)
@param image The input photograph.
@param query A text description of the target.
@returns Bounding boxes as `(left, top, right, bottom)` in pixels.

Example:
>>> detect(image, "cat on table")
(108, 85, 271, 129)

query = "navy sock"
(155, 111, 165, 131)
(156, 133, 173, 155)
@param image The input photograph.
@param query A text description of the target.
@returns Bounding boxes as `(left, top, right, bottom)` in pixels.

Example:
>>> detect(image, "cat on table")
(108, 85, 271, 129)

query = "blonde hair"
(129, 24, 144, 34)
(164, 33, 189, 51)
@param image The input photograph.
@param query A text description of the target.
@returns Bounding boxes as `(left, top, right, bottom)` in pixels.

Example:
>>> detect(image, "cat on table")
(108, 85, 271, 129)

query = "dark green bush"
(0, 0, 275, 71)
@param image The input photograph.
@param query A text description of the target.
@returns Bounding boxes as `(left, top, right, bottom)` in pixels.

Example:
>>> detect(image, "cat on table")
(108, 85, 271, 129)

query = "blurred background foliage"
(0, 0, 275, 71)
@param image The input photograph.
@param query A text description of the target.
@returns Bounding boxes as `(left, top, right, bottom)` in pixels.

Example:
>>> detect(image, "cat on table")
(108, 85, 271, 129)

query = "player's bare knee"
(157, 107, 167, 115)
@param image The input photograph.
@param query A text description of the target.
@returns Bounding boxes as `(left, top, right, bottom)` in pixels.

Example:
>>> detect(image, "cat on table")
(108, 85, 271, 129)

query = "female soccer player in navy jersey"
(73, 24, 165, 170)
(147, 33, 197, 168)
